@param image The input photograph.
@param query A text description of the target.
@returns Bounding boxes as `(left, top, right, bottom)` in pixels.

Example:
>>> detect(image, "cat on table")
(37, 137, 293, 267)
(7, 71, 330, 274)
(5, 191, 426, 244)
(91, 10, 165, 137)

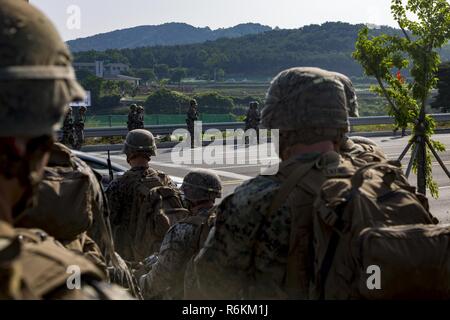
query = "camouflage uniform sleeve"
(193, 177, 291, 299)
(81, 234, 109, 277)
(105, 179, 123, 225)
(140, 223, 198, 299)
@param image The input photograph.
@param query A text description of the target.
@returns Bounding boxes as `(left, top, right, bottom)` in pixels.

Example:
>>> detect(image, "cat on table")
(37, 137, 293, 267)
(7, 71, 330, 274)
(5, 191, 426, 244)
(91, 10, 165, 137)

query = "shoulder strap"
(266, 161, 318, 219)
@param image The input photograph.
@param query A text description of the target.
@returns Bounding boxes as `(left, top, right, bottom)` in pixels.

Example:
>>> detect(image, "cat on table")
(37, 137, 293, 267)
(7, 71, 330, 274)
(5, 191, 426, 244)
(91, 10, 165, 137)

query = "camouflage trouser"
(61, 130, 74, 146)
(74, 129, 84, 150)
(188, 126, 195, 148)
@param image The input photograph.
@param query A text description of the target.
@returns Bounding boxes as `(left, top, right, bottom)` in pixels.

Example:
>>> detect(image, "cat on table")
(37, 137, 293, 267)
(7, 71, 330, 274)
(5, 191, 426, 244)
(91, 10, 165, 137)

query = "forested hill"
(67, 22, 272, 52)
(73, 22, 450, 78)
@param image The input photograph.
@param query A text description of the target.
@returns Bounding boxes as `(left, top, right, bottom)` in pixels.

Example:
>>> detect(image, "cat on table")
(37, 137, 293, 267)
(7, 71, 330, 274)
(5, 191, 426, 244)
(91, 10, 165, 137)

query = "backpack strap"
(246, 160, 317, 297)
(266, 161, 318, 218)
(181, 207, 216, 254)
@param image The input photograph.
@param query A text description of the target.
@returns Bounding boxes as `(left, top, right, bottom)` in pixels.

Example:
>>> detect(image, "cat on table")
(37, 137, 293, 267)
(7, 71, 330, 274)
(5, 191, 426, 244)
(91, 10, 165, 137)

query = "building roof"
(103, 74, 141, 81)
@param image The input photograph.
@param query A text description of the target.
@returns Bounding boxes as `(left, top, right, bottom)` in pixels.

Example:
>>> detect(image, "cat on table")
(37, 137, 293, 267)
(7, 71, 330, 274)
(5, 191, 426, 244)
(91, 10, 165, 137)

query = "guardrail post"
(109, 115, 112, 128)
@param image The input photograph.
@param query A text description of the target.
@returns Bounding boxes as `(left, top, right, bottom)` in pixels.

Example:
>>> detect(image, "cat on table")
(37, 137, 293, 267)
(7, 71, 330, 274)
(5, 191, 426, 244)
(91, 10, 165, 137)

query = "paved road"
(89, 133, 450, 223)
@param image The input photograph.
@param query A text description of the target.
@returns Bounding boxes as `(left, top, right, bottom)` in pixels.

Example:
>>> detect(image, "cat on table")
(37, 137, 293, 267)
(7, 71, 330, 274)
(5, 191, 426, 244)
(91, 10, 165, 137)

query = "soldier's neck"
(281, 141, 336, 161)
(190, 202, 214, 215)
(129, 158, 150, 168)
(0, 176, 21, 224)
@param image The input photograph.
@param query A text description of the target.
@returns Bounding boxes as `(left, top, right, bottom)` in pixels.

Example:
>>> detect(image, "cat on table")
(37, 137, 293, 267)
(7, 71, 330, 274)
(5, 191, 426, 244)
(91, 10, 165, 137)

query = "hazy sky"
(32, 0, 399, 41)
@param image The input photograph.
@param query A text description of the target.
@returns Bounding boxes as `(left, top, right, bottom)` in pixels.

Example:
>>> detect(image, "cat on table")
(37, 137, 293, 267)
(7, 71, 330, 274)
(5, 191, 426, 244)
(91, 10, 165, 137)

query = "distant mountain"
(73, 22, 450, 78)
(67, 23, 272, 52)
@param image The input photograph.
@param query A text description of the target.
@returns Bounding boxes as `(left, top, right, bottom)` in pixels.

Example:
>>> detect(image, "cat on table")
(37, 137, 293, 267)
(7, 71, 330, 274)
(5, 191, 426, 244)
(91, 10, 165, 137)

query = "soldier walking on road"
(186, 99, 200, 148)
(138, 170, 222, 300)
(74, 106, 87, 150)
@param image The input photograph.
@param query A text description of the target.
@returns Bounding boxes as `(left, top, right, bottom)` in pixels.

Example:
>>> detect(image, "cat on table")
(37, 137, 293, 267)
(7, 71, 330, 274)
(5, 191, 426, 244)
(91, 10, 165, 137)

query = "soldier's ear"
(7, 137, 28, 158)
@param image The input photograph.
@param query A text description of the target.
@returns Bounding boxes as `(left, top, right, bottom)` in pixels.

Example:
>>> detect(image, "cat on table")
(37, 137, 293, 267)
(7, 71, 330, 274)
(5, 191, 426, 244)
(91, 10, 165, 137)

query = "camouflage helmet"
(0, 0, 85, 137)
(181, 169, 222, 202)
(250, 101, 259, 108)
(262, 67, 349, 144)
(67, 107, 73, 114)
(130, 104, 137, 111)
(137, 105, 144, 112)
(190, 99, 198, 107)
(79, 106, 87, 112)
(327, 71, 359, 117)
(123, 129, 157, 157)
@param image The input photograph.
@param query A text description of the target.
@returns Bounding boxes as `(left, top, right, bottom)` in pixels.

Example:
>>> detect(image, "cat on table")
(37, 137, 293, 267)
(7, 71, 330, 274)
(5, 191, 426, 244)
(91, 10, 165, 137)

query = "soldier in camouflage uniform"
(136, 105, 145, 129)
(192, 67, 362, 299)
(61, 107, 75, 147)
(106, 129, 186, 265)
(73, 106, 87, 150)
(186, 99, 200, 148)
(244, 101, 261, 144)
(0, 0, 131, 299)
(127, 104, 138, 131)
(325, 70, 387, 163)
(138, 170, 222, 300)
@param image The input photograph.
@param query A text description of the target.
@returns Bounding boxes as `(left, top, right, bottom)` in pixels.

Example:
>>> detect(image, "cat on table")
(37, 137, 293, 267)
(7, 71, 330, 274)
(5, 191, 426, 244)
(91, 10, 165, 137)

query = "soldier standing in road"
(244, 101, 261, 144)
(136, 105, 145, 129)
(74, 105, 87, 150)
(138, 170, 222, 300)
(61, 106, 75, 147)
(0, 0, 131, 300)
(192, 67, 360, 300)
(127, 104, 138, 131)
(186, 99, 200, 148)
(106, 129, 187, 266)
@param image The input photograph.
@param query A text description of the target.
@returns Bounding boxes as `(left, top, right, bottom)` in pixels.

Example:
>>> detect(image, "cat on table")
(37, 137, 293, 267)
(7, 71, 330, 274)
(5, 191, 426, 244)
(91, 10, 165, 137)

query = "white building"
(74, 61, 132, 78)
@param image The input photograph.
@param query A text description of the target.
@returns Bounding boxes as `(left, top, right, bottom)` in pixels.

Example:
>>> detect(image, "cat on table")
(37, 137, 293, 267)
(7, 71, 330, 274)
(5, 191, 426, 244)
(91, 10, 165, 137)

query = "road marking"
(150, 160, 253, 181)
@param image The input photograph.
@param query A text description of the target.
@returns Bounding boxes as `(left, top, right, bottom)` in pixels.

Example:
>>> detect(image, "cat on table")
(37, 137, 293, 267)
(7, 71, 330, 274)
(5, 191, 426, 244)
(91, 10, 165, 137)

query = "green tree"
(431, 62, 450, 112)
(169, 67, 187, 84)
(134, 68, 156, 83)
(154, 64, 170, 79)
(216, 68, 226, 81)
(353, 0, 450, 197)
(144, 88, 190, 114)
(80, 75, 103, 106)
(193, 92, 235, 114)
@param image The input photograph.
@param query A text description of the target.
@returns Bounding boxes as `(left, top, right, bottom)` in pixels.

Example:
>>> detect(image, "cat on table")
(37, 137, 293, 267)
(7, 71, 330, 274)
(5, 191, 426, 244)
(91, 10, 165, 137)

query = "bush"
(97, 95, 122, 108)
(144, 88, 190, 114)
(193, 92, 235, 114)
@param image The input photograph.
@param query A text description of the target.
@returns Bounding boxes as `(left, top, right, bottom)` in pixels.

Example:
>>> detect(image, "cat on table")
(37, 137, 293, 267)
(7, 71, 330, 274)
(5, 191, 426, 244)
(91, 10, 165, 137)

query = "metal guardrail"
(62, 114, 450, 138)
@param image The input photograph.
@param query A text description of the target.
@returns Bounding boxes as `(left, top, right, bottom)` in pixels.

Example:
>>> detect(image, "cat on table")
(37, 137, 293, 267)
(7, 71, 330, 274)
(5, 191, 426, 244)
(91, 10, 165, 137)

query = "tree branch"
(375, 76, 401, 116)
(398, 22, 412, 43)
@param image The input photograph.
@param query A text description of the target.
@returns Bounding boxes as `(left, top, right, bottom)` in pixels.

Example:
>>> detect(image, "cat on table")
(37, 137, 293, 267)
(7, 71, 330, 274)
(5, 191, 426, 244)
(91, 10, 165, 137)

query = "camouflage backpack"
(15, 143, 94, 241)
(311, 161, 450, 300)
(113, 168, 188, 263)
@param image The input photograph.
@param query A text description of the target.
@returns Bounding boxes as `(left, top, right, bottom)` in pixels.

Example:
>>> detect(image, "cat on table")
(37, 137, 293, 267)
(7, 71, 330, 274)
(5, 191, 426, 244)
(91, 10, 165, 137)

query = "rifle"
(107, 150, 114, 182)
